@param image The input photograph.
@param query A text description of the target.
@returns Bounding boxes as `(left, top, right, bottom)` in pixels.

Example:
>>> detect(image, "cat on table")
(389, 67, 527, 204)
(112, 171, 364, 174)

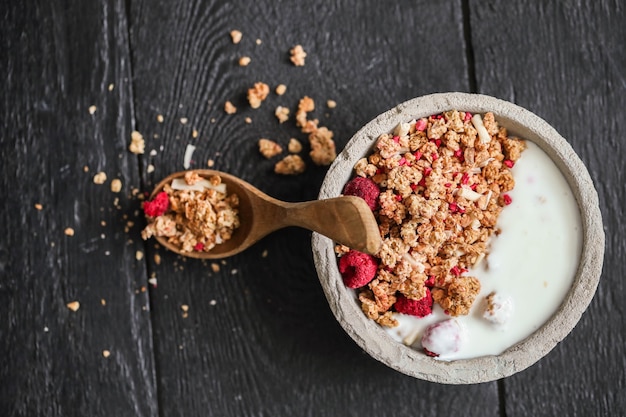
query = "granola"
(274, 155, 305, 175)
(247, 82, 270, 109)
(289, 45, 307, 66)
(295, 96, 337, 165)
(141, 171, 240, 253)
(339, 111, 526, 327)
(258, 139, 283, 158)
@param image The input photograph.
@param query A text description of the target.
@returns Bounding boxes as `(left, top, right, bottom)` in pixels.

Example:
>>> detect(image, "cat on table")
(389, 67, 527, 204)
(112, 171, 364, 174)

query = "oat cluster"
(141, 171, 240, 253)
(345, 111, 526, 327)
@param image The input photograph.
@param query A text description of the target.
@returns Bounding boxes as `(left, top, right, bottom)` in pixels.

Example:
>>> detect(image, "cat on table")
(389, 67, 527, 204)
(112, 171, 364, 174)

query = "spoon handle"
(281, 196, 382, 255)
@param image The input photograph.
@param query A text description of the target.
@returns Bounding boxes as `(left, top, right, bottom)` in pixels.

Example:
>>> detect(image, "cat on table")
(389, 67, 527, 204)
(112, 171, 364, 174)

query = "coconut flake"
(478, 157, 495, 168)
(481, 190, 493, 210)
(471, 114, 492, 144)
(171, 178, 227, 194)
(394, 122, 411, 137)
(457, 186, 483, 202)
(183, 144, 196, 169)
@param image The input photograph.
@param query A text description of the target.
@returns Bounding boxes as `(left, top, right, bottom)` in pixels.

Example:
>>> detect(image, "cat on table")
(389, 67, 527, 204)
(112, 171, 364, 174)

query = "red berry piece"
(338, 250, 378, 289)
(343, 177, 380, 211)
(143, 191, 170, 217)
(394, 290, 433, 318)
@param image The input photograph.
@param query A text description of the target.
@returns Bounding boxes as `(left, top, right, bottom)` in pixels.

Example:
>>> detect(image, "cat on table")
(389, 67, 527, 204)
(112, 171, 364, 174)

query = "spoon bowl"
(149, 169, 382, 259)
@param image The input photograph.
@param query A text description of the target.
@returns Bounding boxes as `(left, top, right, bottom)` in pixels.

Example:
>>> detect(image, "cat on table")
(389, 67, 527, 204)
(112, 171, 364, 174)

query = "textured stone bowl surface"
(312, 92, 605, 384)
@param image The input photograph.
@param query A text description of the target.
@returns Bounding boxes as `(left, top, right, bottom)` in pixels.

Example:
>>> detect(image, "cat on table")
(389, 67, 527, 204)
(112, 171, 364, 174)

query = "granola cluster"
(141, 171, 240, 253)
(339, 111, 526, 327)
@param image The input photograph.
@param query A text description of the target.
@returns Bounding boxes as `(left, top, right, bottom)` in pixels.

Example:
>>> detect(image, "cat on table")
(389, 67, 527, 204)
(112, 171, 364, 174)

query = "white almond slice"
(171, 178, 227, 194)
(471, 114, 492, 144)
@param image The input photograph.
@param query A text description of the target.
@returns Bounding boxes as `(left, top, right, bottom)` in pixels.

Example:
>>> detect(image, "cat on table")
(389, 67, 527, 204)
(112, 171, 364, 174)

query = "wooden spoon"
(148, 170, 382, 259)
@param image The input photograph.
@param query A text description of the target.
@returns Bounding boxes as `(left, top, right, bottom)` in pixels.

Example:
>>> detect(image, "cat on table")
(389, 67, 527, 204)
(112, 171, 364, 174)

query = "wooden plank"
(130, 0, 500, 415)
(0, 1, 157, 416)
(469, 0, 626, 415)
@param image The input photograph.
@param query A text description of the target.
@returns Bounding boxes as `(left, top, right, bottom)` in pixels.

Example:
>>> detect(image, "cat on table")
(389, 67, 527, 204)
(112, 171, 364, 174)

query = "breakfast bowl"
(312, 92, 604, 384)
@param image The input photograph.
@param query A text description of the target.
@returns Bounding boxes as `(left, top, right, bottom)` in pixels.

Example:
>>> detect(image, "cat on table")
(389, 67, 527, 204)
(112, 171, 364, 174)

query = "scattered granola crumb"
(247, 82, 270, 109)
(129, 131, 145, 154)
(244, 117, 252, 124)
(287, 138, 302, 153)
(108, 83, 114, 91)
(88, 105, 97, 115)
(101, 299, 106, 306)
(224, 101, 237, 114)
(157, 114, 164, 123)
(296, 96, 316, 131)
(308, 127, 336, 165)
(136, 250, 144, 261)
(180, 117, 188, 125)
(64, 227, 75, 236)
(255, 38, 262, 45)
(110, 178, 122, 193)
(327, 100, 337, 109)
(275, 84, 287, 95)
(289, 45, 307, 66)
(34, 203, 43, 210)
(207, 159, 215, 167)
(84, 165, 89, 173)
(66, 301, 80, 311)
(93, 172, 107, 184)
(274, 106, 290, 123)
(238, 56, 251, 66)
(154, 254, 161, 265)
(147, 164, 155, 173)
(209, 299, 217, 306)
(258, 139, 283, 158)
(148, 277, 157, 287)
(261, 249, 268, 258)
(211, 263, 220, 272)
(102, 350, 111, 358)
(230, 30, 242, 44)
(274, 155, 306, 175)
(192, 129, 199, 138)
(181, 304, 189, 312)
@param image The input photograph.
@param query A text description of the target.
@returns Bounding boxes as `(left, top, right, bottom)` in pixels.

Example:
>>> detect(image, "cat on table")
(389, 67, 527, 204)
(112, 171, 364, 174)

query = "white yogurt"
(386, 141, 583, 360)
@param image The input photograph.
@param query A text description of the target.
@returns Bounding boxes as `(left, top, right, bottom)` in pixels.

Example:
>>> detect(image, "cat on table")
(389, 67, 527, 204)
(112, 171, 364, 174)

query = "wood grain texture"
(129, 0, 499, 415)
(469, 0, 626, 415)
(0, 1, 157, 416)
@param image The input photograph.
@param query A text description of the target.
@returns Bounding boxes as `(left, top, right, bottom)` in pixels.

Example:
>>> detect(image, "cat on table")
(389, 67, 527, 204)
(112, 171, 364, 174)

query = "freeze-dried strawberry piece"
(343, 177, 380, 211)
(338, 250, 378, 289)
(421, 319, 466, 357)
(144, 191, 170, 217)
(394, 290, 433, 317)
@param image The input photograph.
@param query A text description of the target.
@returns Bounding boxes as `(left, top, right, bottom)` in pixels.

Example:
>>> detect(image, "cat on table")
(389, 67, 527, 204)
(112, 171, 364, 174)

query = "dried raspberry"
(424, 348, 439, 357)
(143, 192, 170, 217)
(194, 242, 204, 251)
(503, 194, 512, 205)
(343, 177, 380, 211)
(421, 319, 466, 357)
(503, 159, 514, 168)
(338, 250, 378, 289)
(394, 290, 433, 317)
(424, 276, 435, 287)
(415, 119, 427, 131)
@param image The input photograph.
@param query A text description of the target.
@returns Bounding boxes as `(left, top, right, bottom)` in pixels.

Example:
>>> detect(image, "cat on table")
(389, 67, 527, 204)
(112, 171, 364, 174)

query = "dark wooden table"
(2, 1, 624, 415)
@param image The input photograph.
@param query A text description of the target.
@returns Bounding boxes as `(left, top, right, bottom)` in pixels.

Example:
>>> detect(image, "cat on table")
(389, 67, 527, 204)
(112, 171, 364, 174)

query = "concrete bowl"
(312, 92, 604, 384)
